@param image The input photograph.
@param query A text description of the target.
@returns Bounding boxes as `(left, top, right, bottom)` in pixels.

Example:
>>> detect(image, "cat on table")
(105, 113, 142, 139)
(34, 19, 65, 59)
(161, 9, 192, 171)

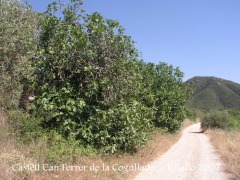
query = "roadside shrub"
(80, 102, 154, 153)
(227, 109, 240, 129)
(5, 110, 44, 143)
(201, 110, 229, 130)
(5, 110, 96, 163)
(33, 132, 96, 164)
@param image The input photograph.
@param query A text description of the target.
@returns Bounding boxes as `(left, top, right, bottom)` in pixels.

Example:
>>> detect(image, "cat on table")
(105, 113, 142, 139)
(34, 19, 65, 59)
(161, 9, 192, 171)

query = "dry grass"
(27, 129, 180, 180)
(0, 112, 34, 180)
(31, 133, 178, 180)
(207, 129, 240, 180)
(0, 115, 193, 180)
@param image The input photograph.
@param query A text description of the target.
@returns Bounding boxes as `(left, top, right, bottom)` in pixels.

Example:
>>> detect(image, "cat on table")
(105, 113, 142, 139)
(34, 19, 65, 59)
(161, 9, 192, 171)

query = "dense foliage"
(0, 0, 37, 109)
(201, 110, 229, 129)
(201, 109, 240, 130)
(228, 109, 240, 129)
(1, 0, 191, 153)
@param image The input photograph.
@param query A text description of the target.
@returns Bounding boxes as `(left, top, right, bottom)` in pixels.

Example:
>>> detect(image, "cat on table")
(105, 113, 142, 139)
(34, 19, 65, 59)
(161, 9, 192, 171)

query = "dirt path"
(134, 123, 230, 180)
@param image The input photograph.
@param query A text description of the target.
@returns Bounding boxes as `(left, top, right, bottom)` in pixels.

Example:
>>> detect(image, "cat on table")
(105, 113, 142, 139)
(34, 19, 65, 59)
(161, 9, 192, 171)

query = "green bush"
(80, 102, 154, 153)
(5, 110, 96, 163)
(201, 110, 229, 129)
(200, 109, 240, 130)
(228, 109, 240, 129)
(34, 132, 96, 164)
(6, 110, 44, 143)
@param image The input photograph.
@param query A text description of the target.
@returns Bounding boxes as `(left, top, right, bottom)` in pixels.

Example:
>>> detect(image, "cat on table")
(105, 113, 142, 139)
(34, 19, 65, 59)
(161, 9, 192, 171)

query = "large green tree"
(152, 63, 191, 132)
(31, 0, 153, 153)
(29, 0, 191, 153)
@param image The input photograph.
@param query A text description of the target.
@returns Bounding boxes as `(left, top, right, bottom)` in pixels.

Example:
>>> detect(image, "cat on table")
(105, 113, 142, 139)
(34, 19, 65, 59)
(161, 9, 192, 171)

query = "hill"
(186, 76, 240, 110)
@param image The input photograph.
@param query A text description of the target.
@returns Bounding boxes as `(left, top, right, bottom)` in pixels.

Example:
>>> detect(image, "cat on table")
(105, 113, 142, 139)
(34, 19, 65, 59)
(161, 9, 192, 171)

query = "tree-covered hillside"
(187, 76, 240, 110)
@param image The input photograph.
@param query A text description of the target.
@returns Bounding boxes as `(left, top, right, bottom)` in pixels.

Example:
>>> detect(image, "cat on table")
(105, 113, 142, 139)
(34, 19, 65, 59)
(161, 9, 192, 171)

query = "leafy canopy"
(0, 0, 37, 109)
(26, 0, 191, 153)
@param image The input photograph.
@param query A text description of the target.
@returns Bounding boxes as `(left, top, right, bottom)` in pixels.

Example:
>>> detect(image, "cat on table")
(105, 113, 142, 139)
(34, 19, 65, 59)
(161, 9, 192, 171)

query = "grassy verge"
(0, 112, 32, 179)
(207, 129, 240, 180)
(0, 109, 193, 180)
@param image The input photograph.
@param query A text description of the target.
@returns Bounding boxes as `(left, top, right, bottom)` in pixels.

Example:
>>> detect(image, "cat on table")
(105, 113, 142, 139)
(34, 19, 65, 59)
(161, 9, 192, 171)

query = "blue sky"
(23, 0, 240, 83)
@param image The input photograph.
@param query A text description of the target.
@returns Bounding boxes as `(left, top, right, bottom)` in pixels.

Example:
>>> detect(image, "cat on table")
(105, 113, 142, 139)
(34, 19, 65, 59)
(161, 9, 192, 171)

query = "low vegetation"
(201, 110, 229, 130)
(0, 111, 193, 179)
(200, 109, 240, 130)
